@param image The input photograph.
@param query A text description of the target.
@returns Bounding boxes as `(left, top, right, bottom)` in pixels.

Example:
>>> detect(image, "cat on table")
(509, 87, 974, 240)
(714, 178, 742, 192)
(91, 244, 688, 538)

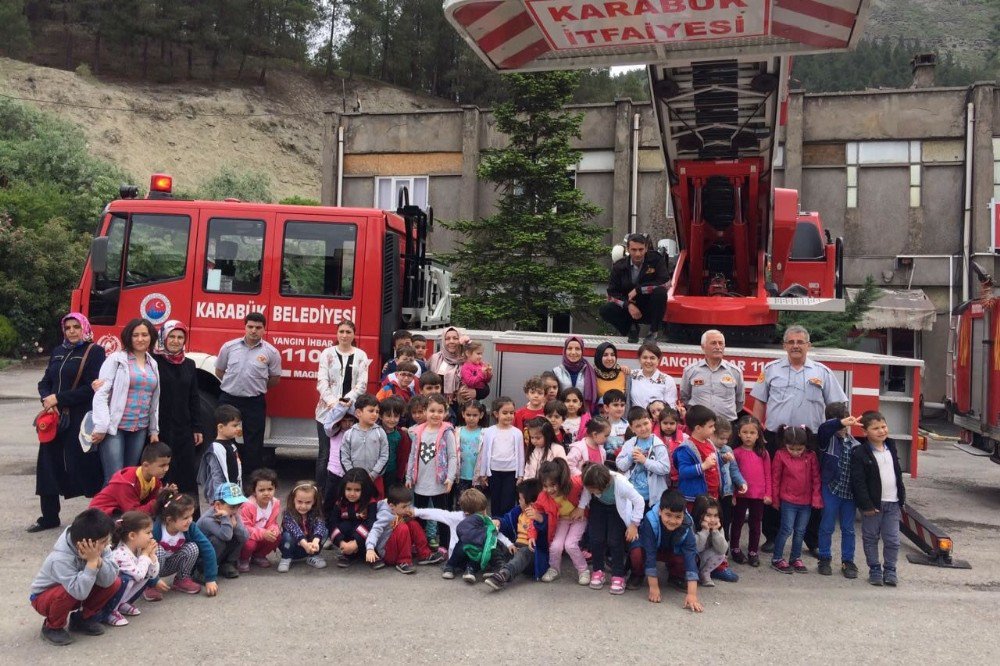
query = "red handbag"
(34, 411, 59, 444)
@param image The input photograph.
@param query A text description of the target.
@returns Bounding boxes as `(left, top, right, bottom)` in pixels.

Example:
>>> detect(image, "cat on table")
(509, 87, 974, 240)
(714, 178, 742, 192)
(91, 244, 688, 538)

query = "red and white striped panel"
(772, 0, 863, 48)
(450, 0, 551, 70)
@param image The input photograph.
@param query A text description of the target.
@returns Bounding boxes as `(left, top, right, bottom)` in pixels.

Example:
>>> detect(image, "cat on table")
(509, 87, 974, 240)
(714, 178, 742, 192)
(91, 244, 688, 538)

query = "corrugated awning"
(847, 287, 938, 332)
(444, 0, 872, 72)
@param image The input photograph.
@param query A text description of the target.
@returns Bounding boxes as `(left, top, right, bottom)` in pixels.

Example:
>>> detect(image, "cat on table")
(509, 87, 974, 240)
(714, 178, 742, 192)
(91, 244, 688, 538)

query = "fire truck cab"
(73, 176, 448, 450)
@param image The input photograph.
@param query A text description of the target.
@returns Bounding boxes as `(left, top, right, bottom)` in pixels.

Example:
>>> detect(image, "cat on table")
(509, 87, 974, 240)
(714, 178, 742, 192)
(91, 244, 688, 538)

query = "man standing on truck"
(215, 313, 282, 476)
(599, 234, 669, 344)
(680, 329, 744, 426)
(750, 324, 847, 554)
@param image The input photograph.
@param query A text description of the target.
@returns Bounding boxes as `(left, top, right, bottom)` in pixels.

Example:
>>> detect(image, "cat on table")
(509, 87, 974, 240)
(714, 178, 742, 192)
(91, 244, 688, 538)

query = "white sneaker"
(541, 567, 560, 583)
(306, 556, 327, 569)
(277, 558, 292, 573)
(700, 574, 715, 587)
(577, 569, 592, 586)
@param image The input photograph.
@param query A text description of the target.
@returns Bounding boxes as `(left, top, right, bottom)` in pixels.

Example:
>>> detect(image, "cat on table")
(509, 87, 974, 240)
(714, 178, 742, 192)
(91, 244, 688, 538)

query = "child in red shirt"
(514, 376, 546, 432)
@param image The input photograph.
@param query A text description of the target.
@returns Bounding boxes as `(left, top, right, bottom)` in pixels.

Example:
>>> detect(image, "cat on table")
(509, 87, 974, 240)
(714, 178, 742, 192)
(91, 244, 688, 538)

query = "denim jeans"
(861, 501, 901, 573)
(280, 531, 317, 560)
(773, 501, 811, 562)
(818, 485, 857, 562)
(100, 428, 148, 485)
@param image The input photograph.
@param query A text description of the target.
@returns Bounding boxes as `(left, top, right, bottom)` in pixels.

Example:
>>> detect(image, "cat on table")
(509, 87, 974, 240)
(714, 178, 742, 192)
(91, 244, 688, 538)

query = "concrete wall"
(325, 82, 1000, 398)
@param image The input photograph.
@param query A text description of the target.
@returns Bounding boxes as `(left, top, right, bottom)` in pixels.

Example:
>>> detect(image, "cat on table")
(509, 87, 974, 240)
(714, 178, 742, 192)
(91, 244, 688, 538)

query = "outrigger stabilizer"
(900, 504, 971, 569)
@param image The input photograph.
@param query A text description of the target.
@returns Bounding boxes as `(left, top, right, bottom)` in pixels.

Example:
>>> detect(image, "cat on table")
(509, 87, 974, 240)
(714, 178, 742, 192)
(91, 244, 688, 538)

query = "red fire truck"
(445, 0, 862, 341)
(73, 176, 448, 449)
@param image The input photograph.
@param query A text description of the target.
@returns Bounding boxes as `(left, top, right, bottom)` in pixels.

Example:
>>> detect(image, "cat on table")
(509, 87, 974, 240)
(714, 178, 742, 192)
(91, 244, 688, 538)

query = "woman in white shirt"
(629, 342, 677, 411)
(314, 320, 369, 488)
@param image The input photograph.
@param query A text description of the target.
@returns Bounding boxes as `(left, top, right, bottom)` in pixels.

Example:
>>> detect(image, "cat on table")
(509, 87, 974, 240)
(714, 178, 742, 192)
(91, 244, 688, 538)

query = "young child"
(673, 405, 722, 506)
(693, 495, 735, 586)
(603, 389, 630, 459)
(712, 419, 747, 538)
(540, 371, 561, 404)
(196, 482, 249, 580)
(278, 481, 329, 572)
(410, 333, 429, 373)
(567, 417, 611, 475)
(515, 377, 547, 432)
(476, 397, 525, 517)
(30, 509, 122, 645)
(647, 400, 666, 435)
(445, 489, 514, 582)
(487, 479, 544, 591)
(102, 511, 158, 626)
(658, 407, 686, 488)
(817, 403, 862, 579)
(340, 394, 389, 493)
(771, 425, 822, 574)
(523, 417, 568, 479)
(238, 468, 281, 571)
(381, 332, 415, 379)
(328, 468, 379, 567)
(197, 404, 243, 506)
(376, 361, 420, 403)
(544, 400, 572, 445)
(147, 490, 217, 600)
(365, 485, 445, 573)
(851, 410, 906, 587)
(90, 442, 172, 516)
(379, 396, 412, 490)
(638, 490, 702, 612)
(456, 400, 486, 499)
(558, 387, 590, 441)
(419, 371, 444, 395)
(460, 340, 493, 392)
(579, 462, 644, 594)
(730, 415, 771, 567)
(406, 393, 458, 549)
(535, 459, 589, 585)
(616, 407, 671, 510)
(386, 345, 423, 381)
(404, 394, 428, 430)
(322, 401, 356, 495)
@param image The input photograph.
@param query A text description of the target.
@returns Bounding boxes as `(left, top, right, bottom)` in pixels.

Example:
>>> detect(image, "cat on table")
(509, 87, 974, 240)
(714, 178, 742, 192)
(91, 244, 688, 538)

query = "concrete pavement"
(1, 365, 999, 663)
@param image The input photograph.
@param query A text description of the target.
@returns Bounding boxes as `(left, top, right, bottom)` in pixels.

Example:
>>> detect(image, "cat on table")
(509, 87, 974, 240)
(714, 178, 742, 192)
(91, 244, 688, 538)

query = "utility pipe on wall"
(961, 101, 974, 302)
(630, 112, 640, 235)
(336, 125, 345, 207)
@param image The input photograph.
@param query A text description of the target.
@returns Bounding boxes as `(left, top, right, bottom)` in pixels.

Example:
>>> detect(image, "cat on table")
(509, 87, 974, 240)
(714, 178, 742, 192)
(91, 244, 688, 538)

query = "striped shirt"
(118, 354, 155, 431)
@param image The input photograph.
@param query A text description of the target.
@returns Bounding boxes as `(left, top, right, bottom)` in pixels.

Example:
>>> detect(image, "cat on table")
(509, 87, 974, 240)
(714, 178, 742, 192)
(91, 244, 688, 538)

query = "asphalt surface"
(2, 362, 999, 663)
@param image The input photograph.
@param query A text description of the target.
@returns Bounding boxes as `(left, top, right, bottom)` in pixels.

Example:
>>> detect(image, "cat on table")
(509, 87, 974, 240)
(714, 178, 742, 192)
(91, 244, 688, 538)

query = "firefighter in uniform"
(750, 324, 848, 553)
(680, 329, 744, 425)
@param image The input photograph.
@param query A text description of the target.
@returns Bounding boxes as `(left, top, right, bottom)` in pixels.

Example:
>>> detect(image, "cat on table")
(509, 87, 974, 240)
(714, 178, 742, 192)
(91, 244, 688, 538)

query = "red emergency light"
(150, 173, 173, 195)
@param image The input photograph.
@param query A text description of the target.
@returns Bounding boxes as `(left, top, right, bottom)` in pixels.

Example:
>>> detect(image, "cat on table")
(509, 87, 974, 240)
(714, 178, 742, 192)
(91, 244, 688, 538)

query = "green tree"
(196, 167, 274, 202)
(778, 277, 880, 348)
(443, 71, 606, 330)
(0, 0, 31, 57)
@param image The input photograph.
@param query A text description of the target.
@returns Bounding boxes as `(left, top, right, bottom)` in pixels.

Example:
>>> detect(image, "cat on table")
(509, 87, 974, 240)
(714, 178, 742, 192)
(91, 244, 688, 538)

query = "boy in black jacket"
(850, 411, 905, 587)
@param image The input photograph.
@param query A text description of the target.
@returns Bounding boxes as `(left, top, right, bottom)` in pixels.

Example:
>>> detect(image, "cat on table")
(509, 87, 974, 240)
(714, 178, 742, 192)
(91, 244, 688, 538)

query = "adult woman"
(154, 320, 202, 504)
(629, 342, 677, 410)
(593, 342, 630, 406)
(91, 318, 161, 485)
(429, 326, 485, 405)
(552, 335, 597, 413)
(30, 313, 106, 532)
(314, 320, 369, 487)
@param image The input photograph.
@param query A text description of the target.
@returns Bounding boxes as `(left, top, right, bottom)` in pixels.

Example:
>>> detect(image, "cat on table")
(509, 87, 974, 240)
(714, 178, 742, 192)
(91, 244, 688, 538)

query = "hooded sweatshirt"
(89, 466, 163, 515)
(30, 527, 119, 598)
(340, 422, 390, 479)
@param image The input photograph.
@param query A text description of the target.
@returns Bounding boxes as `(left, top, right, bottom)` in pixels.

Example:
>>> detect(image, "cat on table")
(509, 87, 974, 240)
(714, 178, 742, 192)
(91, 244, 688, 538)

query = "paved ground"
(2, 362, 999, 663)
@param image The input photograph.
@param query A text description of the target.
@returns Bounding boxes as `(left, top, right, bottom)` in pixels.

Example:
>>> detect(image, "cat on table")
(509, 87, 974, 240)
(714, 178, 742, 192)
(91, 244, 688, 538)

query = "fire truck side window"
(89, 214, 127, 325)
(124, 214, 190, 286)
(280, 221, 356, 299)
(204, 218, 265, 294)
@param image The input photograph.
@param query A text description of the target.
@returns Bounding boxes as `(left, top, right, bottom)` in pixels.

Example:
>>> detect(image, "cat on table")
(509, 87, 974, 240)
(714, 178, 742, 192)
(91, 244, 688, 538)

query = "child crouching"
(486, 479, 545, 591)
(638, 490, 702, 612)
(693, 495, 735, 586)
(445, 489, 513, 583)
(196, 482, 249, 580)
(147, 490, 217, 600)
(278, 481, 328, 572)
(365, 485, 445, 574)
(100, 511, 159, 627)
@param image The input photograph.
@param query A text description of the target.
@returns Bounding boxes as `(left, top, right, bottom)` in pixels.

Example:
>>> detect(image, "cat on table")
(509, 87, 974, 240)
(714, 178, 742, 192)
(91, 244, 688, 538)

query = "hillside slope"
(0, 58, 454, 200)
(869, 0, 999, 65)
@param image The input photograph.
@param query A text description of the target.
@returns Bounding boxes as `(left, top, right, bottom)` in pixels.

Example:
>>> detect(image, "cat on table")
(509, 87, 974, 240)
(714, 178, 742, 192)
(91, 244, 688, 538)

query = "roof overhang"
(848, 288, 939, 332)
(444, 0, 872, 72)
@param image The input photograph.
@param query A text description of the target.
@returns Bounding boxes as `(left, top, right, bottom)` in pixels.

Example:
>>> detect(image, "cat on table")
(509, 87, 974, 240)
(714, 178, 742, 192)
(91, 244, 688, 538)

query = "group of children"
(29, 333, 908, 644)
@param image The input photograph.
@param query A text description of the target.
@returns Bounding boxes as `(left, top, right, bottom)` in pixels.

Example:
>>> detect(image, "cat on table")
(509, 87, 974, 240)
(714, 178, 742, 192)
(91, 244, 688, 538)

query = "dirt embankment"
(0, 58, 454, 200)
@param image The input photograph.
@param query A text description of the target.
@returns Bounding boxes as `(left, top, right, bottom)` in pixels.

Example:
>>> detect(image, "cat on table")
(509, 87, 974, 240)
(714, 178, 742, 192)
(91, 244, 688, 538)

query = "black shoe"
(731, 549, 747, 565)
(40, 624, 73, 646)
(626, 573, 644, 590)
(68, 611, 104, 636)
(842, 561, 859, 579)
(883, 570, 898, 587)
(219, 563, 240, 579)
(627, 325, 640, 344)
(463, 565, 477, 584)
(817, 559, 833, 576)
(418, 551, 445, 565)
(27, 519, 60, 533)
(191, 566, 206, 585)
(761, 540, 774, 554)
(484, 569, 510, 591)
(395, 562, 415, 574)
(806, 545, 820, 559)
(748, 553, 760, 567)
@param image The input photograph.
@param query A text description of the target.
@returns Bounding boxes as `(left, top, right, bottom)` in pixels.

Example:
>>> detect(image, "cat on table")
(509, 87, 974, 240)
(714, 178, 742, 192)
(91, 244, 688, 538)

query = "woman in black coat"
(154, 320, 202, 505)
(30, 312, 106, 532)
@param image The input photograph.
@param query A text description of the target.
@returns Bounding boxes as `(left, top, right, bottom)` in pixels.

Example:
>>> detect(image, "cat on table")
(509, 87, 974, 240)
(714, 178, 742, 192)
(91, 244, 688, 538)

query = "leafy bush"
(196, 167, 274, 202)
(279, 195, 321, 206)
(0, 314, 18, 356)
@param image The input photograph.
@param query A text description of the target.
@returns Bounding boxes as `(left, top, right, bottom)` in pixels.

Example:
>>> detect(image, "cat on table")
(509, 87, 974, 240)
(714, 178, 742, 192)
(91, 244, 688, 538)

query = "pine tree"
(442, 71, 606, 330)
(778, 276, 880, 348)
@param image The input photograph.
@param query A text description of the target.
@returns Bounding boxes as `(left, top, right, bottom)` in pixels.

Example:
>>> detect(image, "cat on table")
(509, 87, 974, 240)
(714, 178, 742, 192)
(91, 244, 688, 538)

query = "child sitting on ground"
(443, 489, 514, 583)
(101, 511, 158, 627)
(197, 404, 243, 506)
(147, 490, 217, 600)
(365, 485, 445, 574)
(30, 508, 122, 645)
(616, 407, 671, 510)
(693, 495, 735, 586)
(239, 468, 281, 572)
(486, 479, 545, 591)
(196, 483, 249, 580)
(460, 341, 493, 393)
(278, 481, 328, 573)
(329, 468, 379, 568)
(638, 490, 702, 612)
(90, 442, 173, 516)
(567, 417, 611, 476)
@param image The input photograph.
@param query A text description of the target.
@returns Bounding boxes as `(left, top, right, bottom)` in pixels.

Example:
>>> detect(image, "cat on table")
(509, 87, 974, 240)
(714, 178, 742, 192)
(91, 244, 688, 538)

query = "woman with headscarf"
(30, 313, 106, 532)
(592, 341, 631, 406)
(154, 320, 202, 506)
(429, 326, 488, 407)
(551, 335, 598, 413)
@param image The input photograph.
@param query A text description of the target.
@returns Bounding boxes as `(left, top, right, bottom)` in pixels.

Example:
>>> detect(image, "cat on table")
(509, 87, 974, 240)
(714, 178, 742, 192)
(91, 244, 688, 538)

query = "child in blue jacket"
(638, 490, 702, 612)
(817, 403, 862, 578)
